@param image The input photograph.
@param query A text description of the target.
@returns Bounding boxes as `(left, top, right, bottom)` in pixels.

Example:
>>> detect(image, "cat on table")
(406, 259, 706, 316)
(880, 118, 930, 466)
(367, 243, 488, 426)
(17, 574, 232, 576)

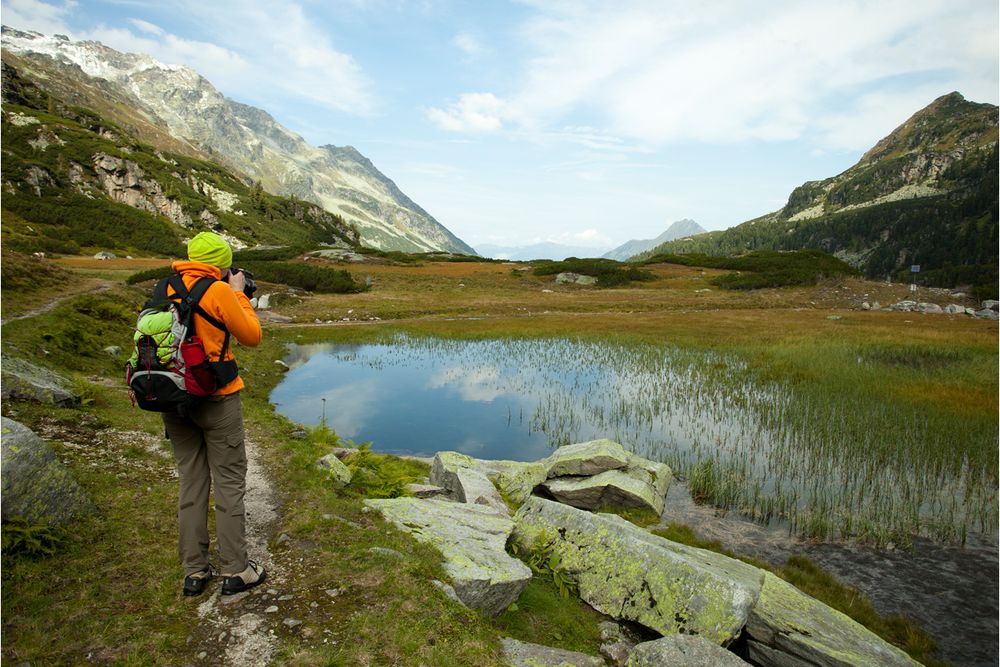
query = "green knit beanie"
(187, 232, 232, 269)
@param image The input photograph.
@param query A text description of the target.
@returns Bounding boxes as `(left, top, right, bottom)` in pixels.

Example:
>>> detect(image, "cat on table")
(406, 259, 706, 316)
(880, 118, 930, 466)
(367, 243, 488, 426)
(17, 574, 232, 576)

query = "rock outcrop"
(744, 572, 918, 666)
(512, 497, 762, 644)
(1, 356, 79, 406)
(364, 498, 530, 616)
(1, 417, 95, 525)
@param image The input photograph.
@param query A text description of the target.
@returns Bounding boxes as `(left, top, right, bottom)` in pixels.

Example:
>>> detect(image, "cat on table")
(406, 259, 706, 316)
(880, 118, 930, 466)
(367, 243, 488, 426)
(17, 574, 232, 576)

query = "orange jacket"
(170, 261, 262, 395)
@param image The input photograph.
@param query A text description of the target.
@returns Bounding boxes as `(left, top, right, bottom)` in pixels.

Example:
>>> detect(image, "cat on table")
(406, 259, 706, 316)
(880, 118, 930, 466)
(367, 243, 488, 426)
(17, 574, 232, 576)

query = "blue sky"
(3, 0, 997, 252)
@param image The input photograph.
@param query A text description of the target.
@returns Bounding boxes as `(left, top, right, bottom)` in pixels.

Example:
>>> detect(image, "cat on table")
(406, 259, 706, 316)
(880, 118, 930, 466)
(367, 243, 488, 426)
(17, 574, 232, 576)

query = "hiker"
(161, 231, 267, 596)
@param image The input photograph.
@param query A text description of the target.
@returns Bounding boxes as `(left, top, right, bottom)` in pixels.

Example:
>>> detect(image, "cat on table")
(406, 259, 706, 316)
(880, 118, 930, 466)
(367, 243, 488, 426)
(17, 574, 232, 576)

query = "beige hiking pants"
(163, 393, 248, 576)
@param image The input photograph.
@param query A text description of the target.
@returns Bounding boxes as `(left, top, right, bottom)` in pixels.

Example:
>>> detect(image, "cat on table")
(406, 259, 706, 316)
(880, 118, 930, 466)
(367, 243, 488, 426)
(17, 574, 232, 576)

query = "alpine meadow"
(1, 8, 997, 667)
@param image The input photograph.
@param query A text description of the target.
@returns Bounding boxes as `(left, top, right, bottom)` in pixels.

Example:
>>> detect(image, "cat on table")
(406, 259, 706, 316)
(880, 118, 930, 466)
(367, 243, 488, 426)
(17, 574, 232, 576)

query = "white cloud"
(2, 0, 377, 117)
(128, 18, 164, 37)
(0, 0, 75, 35)
(453, 31, 488, 58)
(437, 0, 997, 150)
(426, 92, 509, 132)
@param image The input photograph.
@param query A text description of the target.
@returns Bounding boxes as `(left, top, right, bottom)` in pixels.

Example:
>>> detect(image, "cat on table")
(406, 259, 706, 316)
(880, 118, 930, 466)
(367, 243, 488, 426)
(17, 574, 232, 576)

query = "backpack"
(126, 274, 238, 414)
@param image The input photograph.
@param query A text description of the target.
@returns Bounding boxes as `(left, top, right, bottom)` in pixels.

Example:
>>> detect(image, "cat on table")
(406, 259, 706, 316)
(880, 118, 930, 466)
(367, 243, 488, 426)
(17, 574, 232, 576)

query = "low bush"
(241, 261, 366, 294)
(643, 249, 859, 289)
(532, 258, 656, 287)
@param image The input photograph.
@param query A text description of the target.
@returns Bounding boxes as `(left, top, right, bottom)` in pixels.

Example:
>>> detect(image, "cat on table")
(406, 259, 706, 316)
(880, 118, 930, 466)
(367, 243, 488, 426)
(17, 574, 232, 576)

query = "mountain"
(1, 60, 360, 257)
(643, 93, 998, 290)
(1, 27, 475, 255)
(476, 242, 611, 261)
(602, 219, 706, 261)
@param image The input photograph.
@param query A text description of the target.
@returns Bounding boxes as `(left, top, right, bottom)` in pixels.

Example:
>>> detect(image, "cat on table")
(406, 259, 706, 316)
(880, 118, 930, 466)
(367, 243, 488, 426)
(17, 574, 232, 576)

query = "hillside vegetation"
(1, 62, 360, 258)
(641, 93, 998, 298)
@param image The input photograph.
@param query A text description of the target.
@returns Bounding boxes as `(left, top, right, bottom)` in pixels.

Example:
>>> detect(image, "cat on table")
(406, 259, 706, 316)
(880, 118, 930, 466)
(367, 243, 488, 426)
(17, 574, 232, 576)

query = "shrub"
(241, 261, 366, 294)
(643, 249, 859, 289)
(532, 258, 655, 287)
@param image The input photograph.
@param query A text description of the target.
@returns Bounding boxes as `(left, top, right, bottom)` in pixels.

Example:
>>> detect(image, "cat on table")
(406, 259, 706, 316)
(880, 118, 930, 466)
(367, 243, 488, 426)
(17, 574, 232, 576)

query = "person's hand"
(228, 269, 246, 293)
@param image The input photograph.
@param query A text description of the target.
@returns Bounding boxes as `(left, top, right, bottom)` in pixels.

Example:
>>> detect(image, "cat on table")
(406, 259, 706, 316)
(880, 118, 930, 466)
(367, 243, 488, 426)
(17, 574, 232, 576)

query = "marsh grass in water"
(277, 334, 997, 547)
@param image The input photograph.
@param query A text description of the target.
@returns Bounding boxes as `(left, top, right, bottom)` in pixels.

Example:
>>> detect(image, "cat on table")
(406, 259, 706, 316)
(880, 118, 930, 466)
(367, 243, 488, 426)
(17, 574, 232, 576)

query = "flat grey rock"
(501, 637, 604, 667)
(544, 439, 630, 478)
(1, 356, 79, 406)
(626, 635, 748, 666)
(365, 498, 530, 616)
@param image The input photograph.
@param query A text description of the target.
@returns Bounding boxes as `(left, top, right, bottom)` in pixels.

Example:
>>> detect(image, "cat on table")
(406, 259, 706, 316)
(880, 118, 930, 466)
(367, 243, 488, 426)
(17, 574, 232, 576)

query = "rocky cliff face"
(1, 26, 475, 255)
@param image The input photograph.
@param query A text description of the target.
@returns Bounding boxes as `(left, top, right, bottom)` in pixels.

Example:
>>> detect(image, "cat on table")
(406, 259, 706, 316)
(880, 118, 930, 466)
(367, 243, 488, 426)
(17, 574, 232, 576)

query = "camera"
(232, 268, 257, 299)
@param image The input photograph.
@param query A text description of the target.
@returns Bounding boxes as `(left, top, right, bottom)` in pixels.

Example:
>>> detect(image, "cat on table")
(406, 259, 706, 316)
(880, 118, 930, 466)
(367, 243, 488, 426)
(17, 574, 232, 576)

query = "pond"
(271, 334, 998, 546)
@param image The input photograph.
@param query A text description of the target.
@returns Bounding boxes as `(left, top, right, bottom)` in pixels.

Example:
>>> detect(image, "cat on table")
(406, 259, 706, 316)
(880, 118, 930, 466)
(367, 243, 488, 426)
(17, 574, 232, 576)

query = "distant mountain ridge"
(643, 93, 998, 290)
(602, 219, 706, 261)
(476, 242, 612, 261)
(1, 26, 475, 255)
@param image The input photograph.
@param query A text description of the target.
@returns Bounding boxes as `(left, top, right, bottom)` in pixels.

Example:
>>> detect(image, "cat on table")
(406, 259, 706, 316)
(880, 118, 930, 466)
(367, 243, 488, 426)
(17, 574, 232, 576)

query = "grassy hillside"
(1, 62, 360, 258)
(643, 94, 998, 298)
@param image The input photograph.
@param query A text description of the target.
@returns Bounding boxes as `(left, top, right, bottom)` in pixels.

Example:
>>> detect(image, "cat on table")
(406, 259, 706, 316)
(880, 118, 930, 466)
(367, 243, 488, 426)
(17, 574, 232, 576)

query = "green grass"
(651, 523, 947, 666)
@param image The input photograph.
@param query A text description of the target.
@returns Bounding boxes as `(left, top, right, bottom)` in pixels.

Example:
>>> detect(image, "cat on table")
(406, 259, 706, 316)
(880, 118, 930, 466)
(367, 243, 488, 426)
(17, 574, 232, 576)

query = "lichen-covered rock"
(478, 459, 547, 506)
(1, 356, 79, 406)
(1, 417, 94, 525)
(430, 451, 509, 514)
(317, 453, 352, 488)
(405, 483, 448, 499)
(365, 498, 530, 616)
(501, 637, 605, 667)
(626, 635, 749, 666)
(744, 572, 919, 666)
(543, 469, 664, 514)
(626, 453, 672, 501)
(512, 497, 762, 643)
(544, 439, 630, 478)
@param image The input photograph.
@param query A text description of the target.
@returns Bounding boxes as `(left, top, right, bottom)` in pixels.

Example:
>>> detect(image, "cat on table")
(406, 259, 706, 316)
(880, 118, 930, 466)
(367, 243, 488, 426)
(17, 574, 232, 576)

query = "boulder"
(1, 356, 79, 406)
(430, 452, 509, 515)
(944, 304, 966, 314)
(555, 272, 598, 286)
(256, 293, 271, 309)
(599, 621, 639, 667)
(982, 299, 999, 311)
(477, 459, 548, 506)
(916, 302, 943, 314)
(93, 251, 116, 260)
(365, 498, 530, 616)
(626, 635, 749, 666)
(1, 417, 95, 525)
(542, 468, 665, 514)
(317, 453, 352, 488)
(891, 300, 917, 312)
(744, 572, 918, 666)
(544, 439, 630, 478)
(500, 638, 604, 667)
(974, 308, 999, 320)
(512, 497, 762, 643)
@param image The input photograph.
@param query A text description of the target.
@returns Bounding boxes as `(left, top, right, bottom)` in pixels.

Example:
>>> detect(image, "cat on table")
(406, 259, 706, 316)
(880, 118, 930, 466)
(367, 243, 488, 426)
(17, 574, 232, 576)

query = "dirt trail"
(189, 431, 283, 666)
(0, 280, 111, 325)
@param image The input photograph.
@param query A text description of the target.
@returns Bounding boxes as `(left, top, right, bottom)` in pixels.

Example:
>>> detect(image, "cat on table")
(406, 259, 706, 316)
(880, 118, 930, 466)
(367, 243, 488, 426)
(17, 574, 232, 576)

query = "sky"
(2, 0, 998, 253)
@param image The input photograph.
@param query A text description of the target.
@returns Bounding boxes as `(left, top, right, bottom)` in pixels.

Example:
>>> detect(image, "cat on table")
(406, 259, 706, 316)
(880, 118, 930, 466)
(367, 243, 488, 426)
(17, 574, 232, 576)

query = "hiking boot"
(183, 565, 215, 597)
(221, 559, 267, 596)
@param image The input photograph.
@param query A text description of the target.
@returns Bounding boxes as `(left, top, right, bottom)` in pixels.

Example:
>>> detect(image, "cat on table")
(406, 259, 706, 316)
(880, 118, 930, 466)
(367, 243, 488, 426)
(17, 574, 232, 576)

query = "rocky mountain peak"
(1, 27, 475, 254)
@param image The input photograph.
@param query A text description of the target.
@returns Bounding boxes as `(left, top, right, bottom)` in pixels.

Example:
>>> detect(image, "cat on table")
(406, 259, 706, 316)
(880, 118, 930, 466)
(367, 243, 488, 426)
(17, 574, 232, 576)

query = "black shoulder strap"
(187, 277, 232, 364)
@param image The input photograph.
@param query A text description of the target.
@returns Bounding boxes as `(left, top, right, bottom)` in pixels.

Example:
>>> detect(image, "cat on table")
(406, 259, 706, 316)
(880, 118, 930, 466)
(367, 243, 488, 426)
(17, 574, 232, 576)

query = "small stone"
(276, 533, 291, 547)
(278, 594, 294, 601)
(274, 359, 290, 371)
(267, 588, 279, 595)
(368, 546, 406, 559)
(310, 601, 319, 608)
(265, 605, 279, 613)
(197, 651, 207, 660)
(283, 618, 303, 629)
